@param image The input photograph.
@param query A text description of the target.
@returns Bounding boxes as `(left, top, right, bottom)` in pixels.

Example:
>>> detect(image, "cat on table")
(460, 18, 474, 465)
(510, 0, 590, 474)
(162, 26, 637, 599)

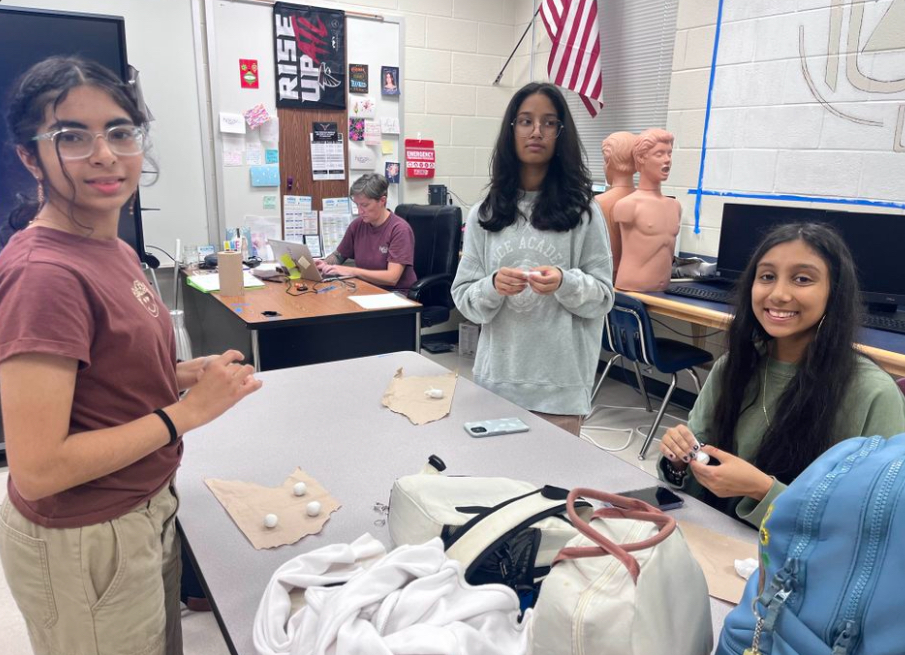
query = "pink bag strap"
(554, 487, 678, 584)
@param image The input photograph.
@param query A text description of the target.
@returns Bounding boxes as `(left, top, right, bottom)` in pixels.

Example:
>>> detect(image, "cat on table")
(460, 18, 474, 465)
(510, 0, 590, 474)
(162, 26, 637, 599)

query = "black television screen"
(716, 204, 825, 280)
(716, 203, 905, 309)
(0, 6, 145, 261)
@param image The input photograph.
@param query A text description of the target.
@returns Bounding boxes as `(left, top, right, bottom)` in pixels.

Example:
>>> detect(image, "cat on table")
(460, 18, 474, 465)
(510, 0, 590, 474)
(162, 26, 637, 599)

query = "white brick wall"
(669, 0, 905, 255)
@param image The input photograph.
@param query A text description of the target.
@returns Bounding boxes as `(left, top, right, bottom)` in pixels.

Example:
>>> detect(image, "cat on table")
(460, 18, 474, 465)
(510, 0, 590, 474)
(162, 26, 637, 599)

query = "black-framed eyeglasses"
(32, 125, 147, 160)
(510, 117, 564, 138)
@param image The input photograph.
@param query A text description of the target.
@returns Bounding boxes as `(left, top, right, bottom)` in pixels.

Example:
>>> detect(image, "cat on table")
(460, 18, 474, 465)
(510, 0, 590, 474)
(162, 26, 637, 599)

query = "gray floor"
(0, 349, 686, 654)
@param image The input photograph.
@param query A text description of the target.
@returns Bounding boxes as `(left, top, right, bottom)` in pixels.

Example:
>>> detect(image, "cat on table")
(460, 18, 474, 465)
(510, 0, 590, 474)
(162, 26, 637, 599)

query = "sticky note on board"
(250, 165, 280, 187)
(220, 112, 246, 134)
(263, 195, 277, 210)
(265, 149, 279, 164)
(381, 140, 394, 155)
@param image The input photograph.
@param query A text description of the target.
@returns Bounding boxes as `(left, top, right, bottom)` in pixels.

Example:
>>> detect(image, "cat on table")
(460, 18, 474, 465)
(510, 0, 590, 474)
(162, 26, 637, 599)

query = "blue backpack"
(718, 434, 905, 655)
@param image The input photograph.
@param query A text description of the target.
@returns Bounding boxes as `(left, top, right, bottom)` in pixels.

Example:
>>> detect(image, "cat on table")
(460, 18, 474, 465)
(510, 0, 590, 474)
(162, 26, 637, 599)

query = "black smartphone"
(616, 486, 684, 510)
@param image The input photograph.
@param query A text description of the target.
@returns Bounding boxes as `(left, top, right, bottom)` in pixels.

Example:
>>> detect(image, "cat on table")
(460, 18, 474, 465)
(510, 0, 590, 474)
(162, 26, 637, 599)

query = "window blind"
(563, 0, 679, 183)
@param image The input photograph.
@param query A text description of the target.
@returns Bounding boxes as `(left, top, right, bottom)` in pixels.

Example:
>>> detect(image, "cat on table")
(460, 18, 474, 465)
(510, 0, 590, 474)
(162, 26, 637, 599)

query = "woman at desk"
(0, 57, 261, 655)
(316, 173, 417, 293)
(452, 82, 614, 435)
(659, 223, 905, 527)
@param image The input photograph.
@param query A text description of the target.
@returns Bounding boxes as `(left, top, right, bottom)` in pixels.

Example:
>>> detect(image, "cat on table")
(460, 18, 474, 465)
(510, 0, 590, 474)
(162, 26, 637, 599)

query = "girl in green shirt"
(659, 223, 905, 527)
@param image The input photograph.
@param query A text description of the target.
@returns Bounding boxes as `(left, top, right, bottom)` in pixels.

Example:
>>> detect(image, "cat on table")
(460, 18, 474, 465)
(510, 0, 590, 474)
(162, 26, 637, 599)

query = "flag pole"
(492, 7, 542, 86)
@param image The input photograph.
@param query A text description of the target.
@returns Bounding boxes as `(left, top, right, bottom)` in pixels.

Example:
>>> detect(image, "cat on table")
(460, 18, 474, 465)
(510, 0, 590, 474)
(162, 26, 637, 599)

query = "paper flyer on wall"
(310, 133, 345, 180)
(283, 195, 315, 242)
(284, 211, 318, 242)
(322, 197, 352, 213)
(319, 212, 352, 255)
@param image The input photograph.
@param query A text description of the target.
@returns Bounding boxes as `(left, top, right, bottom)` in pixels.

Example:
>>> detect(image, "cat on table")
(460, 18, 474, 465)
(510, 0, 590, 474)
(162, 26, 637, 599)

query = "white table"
(175, 351, 756, 654)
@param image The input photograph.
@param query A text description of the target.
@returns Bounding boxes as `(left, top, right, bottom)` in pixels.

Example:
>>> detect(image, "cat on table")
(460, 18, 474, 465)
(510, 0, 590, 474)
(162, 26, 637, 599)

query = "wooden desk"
(175, 352, 757, 655)
(627, 290, 905, 377)
(182, 275, 421, 371)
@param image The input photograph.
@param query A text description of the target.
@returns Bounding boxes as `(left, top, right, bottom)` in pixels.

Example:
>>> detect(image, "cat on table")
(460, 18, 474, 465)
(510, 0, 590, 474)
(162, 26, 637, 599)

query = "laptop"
(267, 239, 330, 282)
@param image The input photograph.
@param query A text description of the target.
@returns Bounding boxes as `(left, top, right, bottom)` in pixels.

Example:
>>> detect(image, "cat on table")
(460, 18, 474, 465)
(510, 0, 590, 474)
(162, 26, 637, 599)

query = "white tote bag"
(531, 488, 712, 655)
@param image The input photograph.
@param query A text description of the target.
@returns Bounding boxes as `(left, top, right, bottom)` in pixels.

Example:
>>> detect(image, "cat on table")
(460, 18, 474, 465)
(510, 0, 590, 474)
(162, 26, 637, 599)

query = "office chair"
(395, 204, 463, 330)
(587, 292, 713, 460)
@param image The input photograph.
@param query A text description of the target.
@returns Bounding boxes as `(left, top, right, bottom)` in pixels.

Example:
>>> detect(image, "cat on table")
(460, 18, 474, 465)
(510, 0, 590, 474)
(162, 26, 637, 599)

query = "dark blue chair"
(588, 292, 713, 460)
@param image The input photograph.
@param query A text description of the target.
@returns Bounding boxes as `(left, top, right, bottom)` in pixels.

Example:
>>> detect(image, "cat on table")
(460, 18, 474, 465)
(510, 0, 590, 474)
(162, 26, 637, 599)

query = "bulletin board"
(208, 0, 404, 247)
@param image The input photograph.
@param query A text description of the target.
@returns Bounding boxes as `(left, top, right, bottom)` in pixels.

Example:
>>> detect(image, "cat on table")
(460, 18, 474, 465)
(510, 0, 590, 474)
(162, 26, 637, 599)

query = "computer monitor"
(715, 203, 904, 311)
(0, 6, 146, 262)
(715, 204, 825, 280)
(825, 210, 905, 310)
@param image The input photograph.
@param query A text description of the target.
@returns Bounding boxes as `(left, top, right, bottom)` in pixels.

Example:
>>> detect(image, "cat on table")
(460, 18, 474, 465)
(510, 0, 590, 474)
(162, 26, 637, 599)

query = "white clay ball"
(293, 482, 308, 496)
(264, 513, 279, 528)
(306, 501, 322, 517)
(425, 388, 444, 399)
(695, 451, 711, 465)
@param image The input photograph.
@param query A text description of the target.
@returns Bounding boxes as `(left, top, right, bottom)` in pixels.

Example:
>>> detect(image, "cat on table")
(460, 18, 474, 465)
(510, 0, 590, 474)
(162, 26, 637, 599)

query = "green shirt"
(659, 353, 905, 528)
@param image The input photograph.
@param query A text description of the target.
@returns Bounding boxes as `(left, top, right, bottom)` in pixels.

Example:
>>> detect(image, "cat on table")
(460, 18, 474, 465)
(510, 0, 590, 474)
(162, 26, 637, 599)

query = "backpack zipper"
(828, 458, 904, 655)
(749, 436, 882, 652)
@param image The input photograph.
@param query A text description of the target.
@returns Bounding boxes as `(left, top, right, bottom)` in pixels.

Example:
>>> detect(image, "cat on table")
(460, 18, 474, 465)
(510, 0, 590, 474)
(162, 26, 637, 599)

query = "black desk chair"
(395, 204, 463, 330)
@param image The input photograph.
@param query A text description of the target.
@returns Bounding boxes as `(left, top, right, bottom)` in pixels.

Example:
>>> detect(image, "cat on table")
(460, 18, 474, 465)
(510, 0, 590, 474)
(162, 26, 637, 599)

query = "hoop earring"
(815, 314, 826, 337)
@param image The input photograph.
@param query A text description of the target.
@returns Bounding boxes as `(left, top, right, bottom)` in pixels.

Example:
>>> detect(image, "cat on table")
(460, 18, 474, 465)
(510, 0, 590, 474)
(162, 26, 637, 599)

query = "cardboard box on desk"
(218, 251, 244, 296)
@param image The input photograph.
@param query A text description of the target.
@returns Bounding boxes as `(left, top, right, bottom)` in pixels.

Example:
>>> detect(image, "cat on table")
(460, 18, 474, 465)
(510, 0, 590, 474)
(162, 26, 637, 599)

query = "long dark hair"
(2, 56, 149, 246)
(478, 82, 593, 233)
(713, 222, 864, 483)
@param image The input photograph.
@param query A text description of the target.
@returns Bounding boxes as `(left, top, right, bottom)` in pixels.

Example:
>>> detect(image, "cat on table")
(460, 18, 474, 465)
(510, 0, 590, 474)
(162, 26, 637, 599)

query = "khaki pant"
(532, 411, 583, 436)
(0, 484, 183, 655)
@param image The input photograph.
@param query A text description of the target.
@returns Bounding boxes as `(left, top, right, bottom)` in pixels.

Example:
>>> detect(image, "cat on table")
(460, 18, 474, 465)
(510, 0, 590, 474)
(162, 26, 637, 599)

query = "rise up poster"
(273, 3, 346, 109)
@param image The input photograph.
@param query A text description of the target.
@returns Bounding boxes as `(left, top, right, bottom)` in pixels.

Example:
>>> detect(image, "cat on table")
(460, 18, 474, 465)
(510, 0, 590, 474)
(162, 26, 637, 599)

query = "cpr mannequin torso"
(613, 132, 679, 292)
(594, 132, 637, 277)
(595, 182, 634, 276)
(613, 192, 680, 291)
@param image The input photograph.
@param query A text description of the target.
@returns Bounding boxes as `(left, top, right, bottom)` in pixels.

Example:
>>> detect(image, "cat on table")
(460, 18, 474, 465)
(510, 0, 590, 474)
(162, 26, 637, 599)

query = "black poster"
(349, 63, 368, 94)
(273, 3, 345, 110)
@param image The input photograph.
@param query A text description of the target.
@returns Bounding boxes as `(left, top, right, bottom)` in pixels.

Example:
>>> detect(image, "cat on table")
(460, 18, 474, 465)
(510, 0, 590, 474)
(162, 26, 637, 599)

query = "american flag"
(540, 0, 604, 117)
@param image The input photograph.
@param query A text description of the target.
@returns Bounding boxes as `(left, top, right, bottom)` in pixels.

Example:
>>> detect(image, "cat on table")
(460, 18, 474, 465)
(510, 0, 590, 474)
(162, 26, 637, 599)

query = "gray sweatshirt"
(452, 192, 614, 415)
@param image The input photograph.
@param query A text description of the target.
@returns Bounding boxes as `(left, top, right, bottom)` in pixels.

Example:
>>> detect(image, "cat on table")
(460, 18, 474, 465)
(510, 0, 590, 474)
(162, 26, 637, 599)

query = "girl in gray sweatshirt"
(452, 82, 614, 428)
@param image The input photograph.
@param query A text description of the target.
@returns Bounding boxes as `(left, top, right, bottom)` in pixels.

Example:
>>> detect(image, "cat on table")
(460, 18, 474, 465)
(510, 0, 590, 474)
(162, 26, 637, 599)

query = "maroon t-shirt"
(336, 212, 417, 292)
(0, 227, 181, 528)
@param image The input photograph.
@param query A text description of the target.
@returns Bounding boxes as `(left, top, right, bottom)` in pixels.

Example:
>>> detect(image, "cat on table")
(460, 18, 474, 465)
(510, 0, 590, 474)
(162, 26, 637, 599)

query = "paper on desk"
(382, 368, 457, 425)
(349, 294, 416, 310)
(678, 520, 758, 605)
(186, 272, 265, 293)
(205, 468, 341, 550)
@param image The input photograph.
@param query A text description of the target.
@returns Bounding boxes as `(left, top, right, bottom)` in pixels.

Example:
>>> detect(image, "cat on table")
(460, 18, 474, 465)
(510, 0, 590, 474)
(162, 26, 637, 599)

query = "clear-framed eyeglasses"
(510, 117, 564, 139)
(32, 125, 147, 160)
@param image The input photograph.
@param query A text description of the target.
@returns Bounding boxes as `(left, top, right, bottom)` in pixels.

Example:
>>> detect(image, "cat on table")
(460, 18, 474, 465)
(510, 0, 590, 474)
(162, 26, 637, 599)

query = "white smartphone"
(463, 417, 530, 438)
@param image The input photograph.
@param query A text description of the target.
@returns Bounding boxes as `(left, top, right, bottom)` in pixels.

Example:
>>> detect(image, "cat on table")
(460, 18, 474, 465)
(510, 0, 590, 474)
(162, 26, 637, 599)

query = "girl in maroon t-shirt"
(0, 57, 261, 655)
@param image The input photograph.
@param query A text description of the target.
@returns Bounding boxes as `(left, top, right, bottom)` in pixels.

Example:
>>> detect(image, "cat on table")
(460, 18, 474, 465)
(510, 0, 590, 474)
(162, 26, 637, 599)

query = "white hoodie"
(253, 534, 531, 655)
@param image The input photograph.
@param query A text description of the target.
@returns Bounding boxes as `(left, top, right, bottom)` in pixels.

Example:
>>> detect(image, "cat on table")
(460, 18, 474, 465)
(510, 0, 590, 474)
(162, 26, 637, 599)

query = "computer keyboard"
(665, 284, 732, 304)
(862, 314, 905, 335)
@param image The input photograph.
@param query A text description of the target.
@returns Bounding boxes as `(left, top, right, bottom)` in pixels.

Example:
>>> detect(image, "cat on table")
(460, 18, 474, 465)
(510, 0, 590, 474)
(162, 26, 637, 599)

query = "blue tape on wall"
(687, 189, 905, 211)
(692, 0, 726, 234)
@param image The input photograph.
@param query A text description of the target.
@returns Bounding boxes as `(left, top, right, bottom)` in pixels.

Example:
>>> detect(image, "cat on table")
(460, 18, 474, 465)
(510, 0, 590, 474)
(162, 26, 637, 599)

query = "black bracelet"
(663, 460, 688, 485)
(153, 408, 179, 444)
